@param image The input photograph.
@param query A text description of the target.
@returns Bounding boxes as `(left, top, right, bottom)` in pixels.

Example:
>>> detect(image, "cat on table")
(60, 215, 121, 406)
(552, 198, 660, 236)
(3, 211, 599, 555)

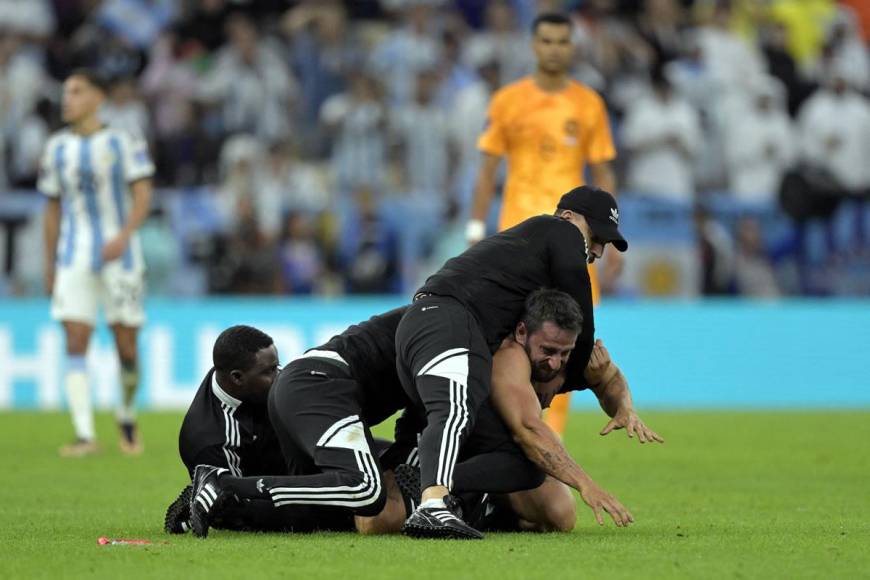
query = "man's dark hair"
(213, 325, 274, 372)
(522, 288, 583, 335)
(67, 68, 110, 94)
(531, 12, 572, 34)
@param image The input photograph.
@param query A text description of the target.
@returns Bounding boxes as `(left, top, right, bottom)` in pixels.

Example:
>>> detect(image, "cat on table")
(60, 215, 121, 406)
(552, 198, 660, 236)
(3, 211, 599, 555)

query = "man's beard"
(525, 343, 561, 383)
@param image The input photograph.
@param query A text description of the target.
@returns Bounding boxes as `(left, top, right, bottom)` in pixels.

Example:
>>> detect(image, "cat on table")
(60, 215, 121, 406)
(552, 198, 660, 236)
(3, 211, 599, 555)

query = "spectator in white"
(199, 13, 297, 142)
(666, 32, 715, 112)
(733, 216, 780, 298)
(215, 134, 265, 233)
(690, 1, 767, 189)
(622, 71, 702, 202)
(725, 77, 797, 204)
(814, 7, 869, 93)
(101, 77, 151, 143)
(0, 32, 50, 189)
(140, 30, 199, 140)
(260, 141, 330, 214)
(257, 141, 331, 237)
(0, 0, 55, 40)
(368, 2, 441, 106)
(0, 33, 49, 137)
(464, 0, 532, 85)
(797, 71, 870, 194)
(449, 54, 501, 209)
(320, 73, 387, 191)
(693, 0, 766, 91)
(95, 0, 177, 51)
(9, 98, 51, 187)
(391, 68, 452, 197)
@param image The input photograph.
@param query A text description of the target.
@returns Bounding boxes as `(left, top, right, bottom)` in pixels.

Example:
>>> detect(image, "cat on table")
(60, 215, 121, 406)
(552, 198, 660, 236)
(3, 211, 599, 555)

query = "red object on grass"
(97, 536, 154, 546)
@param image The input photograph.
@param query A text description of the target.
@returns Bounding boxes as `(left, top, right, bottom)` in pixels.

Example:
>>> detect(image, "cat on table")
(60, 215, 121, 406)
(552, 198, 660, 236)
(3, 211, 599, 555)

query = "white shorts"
(51, 264, 145, 327)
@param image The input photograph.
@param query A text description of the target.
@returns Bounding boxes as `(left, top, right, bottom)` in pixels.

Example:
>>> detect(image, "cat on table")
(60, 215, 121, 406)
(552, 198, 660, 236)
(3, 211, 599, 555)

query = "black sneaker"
(402, 495, 484, 540)
(164, 485, 193, 534)
(394, 464, 421, 516)
(189, 465, 229, 538)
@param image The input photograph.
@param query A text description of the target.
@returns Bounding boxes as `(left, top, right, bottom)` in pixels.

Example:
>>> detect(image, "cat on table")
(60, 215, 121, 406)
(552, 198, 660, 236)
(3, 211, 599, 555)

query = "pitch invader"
(40, 69, 154, 457)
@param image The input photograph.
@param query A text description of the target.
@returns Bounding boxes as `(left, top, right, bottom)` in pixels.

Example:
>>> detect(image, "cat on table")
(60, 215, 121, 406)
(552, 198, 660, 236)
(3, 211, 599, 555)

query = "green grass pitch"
(1, 410, 867, 579)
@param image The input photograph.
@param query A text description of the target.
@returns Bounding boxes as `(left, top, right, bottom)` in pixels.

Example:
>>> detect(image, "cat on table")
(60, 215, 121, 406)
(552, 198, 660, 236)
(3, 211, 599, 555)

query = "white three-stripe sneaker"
(189, 465, 229, 538)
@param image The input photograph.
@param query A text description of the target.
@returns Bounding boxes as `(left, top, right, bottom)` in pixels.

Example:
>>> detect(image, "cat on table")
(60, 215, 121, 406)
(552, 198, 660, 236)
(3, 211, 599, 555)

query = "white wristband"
(465, 219, 486, 242)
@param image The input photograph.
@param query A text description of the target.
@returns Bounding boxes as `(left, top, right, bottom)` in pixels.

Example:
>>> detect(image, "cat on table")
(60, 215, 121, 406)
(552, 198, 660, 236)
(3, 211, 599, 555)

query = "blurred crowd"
(0, 0, 868, 297)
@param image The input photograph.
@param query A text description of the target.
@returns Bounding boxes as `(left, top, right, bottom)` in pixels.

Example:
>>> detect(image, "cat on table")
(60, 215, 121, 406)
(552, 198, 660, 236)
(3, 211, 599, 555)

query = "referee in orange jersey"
(468, 12, 622, 436)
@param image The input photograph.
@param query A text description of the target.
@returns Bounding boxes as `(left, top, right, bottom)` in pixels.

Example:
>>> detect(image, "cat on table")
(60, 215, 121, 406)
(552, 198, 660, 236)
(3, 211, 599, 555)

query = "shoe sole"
(394, 465, 421, 509)
(164, 487, 192, 534)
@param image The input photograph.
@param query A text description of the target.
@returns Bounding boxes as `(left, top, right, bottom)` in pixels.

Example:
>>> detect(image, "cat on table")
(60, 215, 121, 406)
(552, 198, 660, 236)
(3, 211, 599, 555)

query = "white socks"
(419, 498, 447, 510)
(65, 356, 94, 441)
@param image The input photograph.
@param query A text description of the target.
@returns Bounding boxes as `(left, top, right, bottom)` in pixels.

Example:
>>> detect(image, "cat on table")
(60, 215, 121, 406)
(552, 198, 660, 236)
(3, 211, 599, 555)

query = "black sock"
(220, 474, 270, 500)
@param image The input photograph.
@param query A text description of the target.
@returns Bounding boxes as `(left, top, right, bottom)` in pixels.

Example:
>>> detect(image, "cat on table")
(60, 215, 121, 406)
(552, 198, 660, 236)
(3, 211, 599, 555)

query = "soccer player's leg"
(395, 297, 490, 539)
(104, 265, 146, 455)
(544, 392, 571, 435)
(52, 268, 100, 457)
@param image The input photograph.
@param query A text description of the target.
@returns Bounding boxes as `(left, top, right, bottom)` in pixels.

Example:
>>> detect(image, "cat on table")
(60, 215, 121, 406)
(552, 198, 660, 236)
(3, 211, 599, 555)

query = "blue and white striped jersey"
(38, 126, 154, 272)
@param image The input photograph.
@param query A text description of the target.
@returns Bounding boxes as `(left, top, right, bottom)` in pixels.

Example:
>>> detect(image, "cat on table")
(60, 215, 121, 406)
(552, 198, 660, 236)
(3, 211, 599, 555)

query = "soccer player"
(397, 185, 627, 538)
(467, 12, 621, 437)
(40, 69, 154, 457)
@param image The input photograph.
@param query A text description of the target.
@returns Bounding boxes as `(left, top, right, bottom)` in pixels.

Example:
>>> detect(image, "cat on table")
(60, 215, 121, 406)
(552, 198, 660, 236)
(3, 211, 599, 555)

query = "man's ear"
(515, 321, 528, 346)
(230, 369, 245, 386)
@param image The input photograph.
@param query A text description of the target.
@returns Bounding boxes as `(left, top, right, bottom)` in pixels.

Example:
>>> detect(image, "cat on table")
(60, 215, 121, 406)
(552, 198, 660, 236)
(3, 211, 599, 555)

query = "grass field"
(1, 411, 868, 579)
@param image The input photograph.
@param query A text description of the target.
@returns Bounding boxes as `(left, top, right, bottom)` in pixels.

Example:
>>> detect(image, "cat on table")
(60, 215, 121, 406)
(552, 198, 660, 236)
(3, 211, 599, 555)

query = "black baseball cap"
(556, 186, 628, 252)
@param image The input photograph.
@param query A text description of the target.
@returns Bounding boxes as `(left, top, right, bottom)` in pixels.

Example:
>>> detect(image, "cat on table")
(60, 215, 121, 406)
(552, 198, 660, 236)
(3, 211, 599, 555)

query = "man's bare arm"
(588, 161, 616, 195)
(491, 344, 634, 527)
(586, 340, 664, 443)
